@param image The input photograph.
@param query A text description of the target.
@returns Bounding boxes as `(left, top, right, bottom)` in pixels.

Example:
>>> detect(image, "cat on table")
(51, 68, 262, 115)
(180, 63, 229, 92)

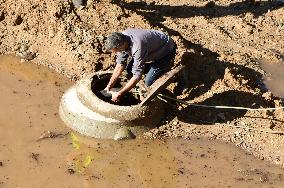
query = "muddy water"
(71, 135, 284, 188)
(260, 59, 284, 98)
(0, 55, 284, 188)
(0, 55, 80, 187)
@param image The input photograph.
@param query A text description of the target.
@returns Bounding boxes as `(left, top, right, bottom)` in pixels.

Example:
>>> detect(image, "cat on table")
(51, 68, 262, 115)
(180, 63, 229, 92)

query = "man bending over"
(104, 28, 176, 102)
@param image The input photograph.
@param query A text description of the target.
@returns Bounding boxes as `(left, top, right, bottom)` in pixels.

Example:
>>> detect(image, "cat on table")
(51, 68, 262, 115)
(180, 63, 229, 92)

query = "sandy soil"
(0, 0, 284, 167)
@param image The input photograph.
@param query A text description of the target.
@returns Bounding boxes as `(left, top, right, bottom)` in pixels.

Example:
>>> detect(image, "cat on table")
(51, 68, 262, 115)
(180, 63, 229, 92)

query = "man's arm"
(105, 63, 125, 91)
(111, 76, 141, 102)
(119, 76, 141, 95)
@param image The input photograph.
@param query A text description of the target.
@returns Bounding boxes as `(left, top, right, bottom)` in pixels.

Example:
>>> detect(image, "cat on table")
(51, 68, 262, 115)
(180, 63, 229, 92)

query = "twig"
(36, 131, 69, 142)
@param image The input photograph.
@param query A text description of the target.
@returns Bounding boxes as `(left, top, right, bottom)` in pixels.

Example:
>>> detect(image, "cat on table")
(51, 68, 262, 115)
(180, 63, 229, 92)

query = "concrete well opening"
(90, 73, 141, 106)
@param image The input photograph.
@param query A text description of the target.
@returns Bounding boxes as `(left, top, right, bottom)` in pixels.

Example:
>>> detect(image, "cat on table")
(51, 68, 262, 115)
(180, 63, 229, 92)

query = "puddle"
(0, 55, 284, 188)
(260, 59, 284, 98)
(70, 134, 284, 188)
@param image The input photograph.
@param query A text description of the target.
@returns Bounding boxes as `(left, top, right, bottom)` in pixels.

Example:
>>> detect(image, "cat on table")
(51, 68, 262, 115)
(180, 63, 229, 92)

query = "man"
(104, 28, 176, 102)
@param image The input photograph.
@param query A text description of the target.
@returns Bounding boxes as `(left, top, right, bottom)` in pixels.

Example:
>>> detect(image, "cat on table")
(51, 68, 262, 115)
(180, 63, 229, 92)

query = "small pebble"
(67, 168, 75, 174)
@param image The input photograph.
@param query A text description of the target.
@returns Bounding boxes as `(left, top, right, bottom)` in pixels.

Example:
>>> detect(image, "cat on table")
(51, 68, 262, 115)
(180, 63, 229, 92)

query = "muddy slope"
(0, 0, 152, 78)
(0, 0, 284, 166)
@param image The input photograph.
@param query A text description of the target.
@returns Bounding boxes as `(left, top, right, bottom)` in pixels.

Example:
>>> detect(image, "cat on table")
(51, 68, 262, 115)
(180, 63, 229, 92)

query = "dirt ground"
(0, 0, 284, 167)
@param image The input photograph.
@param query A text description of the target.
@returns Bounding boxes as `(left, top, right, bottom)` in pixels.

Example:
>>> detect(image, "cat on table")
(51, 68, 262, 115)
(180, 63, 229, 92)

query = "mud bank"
(0, 0, 284, 167)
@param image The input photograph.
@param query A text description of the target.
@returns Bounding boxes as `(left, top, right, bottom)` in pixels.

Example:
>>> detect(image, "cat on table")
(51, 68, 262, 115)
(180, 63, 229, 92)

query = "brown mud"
(68, 134, 284, 188)
(0, 55, 284, 187)
(260, 59, 284, 98)
(0, 0, 284, 169)
(0, 55, 79, 187)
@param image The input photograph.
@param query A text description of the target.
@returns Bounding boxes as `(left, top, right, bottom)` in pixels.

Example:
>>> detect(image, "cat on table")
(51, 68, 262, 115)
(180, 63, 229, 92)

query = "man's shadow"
(177, 90, 275, 124)
(113, 0, 283, 125)
(177, 52, 265, 99)
(117, 0, 283, 20)
(162, 51, 278, 125)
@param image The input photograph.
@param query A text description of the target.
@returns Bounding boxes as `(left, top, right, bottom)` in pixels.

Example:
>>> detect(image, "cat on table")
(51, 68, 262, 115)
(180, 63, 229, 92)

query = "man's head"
(105, 32, 129, 52)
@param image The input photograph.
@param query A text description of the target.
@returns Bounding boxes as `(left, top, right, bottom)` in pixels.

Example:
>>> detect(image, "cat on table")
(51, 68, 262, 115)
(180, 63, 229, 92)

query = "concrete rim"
(59, 86, 156, 139)
(76, 71, 163, 121)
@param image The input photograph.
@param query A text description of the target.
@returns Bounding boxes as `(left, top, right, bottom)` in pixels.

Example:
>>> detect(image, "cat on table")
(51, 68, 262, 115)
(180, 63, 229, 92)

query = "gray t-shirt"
(116, 29, 175, 78)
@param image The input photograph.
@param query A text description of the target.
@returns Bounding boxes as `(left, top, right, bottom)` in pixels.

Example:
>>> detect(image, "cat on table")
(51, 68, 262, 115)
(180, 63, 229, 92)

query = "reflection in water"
(68, 133, 284, 188)
(260, 59, 284, 98)
(69, 132, 94, 173)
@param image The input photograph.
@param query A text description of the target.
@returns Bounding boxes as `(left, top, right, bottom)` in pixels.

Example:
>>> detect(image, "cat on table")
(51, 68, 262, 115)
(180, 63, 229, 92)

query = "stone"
(13, 15, 23, 26)
(114, 128, 136, 140)
(217, 113, 226, 121)
(72, 0, 85, 7)
(0, 11, 5, 22)
(204, 1, 215, 8)
(17, 51, 36, 61)
(133, 0, 146, 4)
(15, 43, 36, 60)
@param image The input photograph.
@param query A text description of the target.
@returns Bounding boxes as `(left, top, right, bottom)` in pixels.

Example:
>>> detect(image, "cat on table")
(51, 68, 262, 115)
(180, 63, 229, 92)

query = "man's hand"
(111, 91, 123, 102)
(104, 86, 111, 93)
(105, 64, 125, 93)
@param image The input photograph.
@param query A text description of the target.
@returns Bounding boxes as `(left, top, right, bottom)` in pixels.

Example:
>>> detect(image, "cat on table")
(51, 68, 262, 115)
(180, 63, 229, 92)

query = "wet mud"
(0, 0, 284, 174)
(0, 55, 79, 187)
(54, 133, 284, 188)
(1, 55, 284, 187)
(260, 59, 284, 98)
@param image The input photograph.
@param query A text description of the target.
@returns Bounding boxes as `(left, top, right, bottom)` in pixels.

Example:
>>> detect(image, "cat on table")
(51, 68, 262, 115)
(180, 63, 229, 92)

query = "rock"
(172, 121, 178, 126)
(109, 0, 120, 4)
(16, 43, 36, 60)
(96, 35, 105, 41)
(72, 0, 85, 7)
(13, 15, 23, 26)
(204, 1, 215, 8)
(114, 128, 136, 140)
(75, 28, 82, 36)
(31, 153, 40, 161)
(133, 0, 146, 4)
(262, 91, 273, 101)
(19, 43, 29, 52)
(147, 1, 156, 5)
(0, 11, 5, 22)
(17, 51, 36, 61)
(12, 43, 21, 51)
(275, 0, 284, 2)
(274, 99, 283, 107)
(217, 113, 226, 121)
(67, 168, 75, 174)
(86, 0, 94, 7)
(48, 27, 55, 38)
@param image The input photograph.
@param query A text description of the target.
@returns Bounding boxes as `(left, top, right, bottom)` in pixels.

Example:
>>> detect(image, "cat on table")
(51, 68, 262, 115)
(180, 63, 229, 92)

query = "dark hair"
(105, 32, 128, 51)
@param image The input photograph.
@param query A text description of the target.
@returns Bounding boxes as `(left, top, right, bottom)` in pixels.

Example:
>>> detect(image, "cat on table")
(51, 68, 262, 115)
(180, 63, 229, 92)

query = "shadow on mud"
(175, 52, 264, 98)
(157, 52, 277, 125)
(114, 0, 282, 124)
(169, 52, 274, 125)
(177, 90, 274, 125)
(118, 0, 284, 19)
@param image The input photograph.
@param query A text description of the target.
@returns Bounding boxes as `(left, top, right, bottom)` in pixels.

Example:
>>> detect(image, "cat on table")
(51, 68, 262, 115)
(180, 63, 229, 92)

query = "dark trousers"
(126, 45, 177, 86)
